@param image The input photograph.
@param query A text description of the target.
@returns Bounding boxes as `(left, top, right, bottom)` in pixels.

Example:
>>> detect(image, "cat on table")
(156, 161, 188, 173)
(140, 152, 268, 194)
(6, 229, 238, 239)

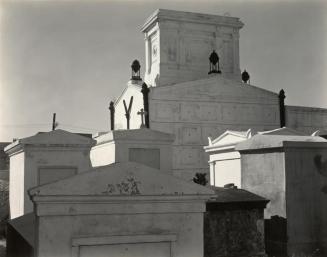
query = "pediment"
(151, 76, 278, 104)
(5, 129, 95, 153)
(29, 162, 214, 197)
(210, 129, 251, 146)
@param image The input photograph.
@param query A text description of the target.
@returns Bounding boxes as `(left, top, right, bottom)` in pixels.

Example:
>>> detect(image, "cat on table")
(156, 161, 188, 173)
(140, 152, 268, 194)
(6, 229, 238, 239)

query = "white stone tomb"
(29, 162, 214, 257)
(4, 130, 95, 219)
(204, 129, 252, 187)
(90, 129, 175, 173)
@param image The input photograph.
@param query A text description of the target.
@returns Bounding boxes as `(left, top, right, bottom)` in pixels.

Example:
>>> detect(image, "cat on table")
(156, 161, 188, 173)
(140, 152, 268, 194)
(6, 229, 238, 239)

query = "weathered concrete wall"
(150, 76, 280, 180)
(286, 105, 327, 134)
(22, 149, 92, 216)
(36, 213, 203, 257)
(204, 208, 265, 257)
(285, 147, 327, 255)
(6, 130, 95, 219)
(30, 162, 213, 257)
(240, 151, 286, 219)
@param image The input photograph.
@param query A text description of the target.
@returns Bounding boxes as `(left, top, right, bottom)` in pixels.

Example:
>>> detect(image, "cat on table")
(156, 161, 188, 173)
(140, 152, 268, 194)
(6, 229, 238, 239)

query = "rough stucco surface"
(204, 208, 265, 257)
(286, 106, 327, 134)
(241, 151, 286, 218)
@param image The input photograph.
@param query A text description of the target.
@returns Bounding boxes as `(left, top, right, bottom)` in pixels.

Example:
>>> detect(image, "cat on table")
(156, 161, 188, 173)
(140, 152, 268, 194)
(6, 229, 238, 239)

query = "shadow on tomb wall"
(265, 215, 287, 257)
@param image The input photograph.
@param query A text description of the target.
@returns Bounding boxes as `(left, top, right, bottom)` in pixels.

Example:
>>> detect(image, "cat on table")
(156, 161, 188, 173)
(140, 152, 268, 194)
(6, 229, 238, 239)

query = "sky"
(0, 0, 326, 142)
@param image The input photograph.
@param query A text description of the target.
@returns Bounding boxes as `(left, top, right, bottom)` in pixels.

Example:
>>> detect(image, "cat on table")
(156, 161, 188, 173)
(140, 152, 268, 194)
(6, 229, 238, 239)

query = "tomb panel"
(181, 126, 202, 145)
(180, 103, 200, 121)
(38, 167, 77, 185)
(199, 104, 219, 121)
(221, 104, 239, 123)
(129, 148, 160, 170)
(184, 37, 212, 65)
(263, 106, 278, 124)
(153, 102, 180, 121)
(240, 105, 262, 123)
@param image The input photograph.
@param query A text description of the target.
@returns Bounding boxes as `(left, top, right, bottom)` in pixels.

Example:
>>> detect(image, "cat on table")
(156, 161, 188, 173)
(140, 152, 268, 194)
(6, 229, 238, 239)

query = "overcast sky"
(0, 0, 326, 141)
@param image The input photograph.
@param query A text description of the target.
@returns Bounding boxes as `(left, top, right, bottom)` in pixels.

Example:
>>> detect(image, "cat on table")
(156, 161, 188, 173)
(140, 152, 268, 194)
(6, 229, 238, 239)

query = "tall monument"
(142, 9, 243, 87)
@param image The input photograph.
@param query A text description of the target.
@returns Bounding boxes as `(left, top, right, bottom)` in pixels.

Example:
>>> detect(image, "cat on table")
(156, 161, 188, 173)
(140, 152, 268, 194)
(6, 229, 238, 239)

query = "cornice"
(142, 9, 244, 33)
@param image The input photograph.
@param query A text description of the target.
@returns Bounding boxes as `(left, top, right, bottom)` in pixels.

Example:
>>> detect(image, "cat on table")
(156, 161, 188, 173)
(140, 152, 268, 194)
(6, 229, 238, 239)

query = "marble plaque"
(38, 167, 77, 185)
(129, 148, 160, 170)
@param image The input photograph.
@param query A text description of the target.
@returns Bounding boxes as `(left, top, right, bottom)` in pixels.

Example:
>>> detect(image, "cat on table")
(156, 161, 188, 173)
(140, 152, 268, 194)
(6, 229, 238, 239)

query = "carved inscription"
(102, 176, 141, 195)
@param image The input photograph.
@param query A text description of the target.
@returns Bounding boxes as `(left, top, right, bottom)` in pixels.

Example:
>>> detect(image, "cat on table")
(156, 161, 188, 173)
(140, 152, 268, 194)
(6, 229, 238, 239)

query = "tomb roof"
(93, 129, 175, 146)
(236, 134, 327, 151)
(29, 162, 214, 199)
(209, 186, 268, 203)
(4, 129, 95, 155)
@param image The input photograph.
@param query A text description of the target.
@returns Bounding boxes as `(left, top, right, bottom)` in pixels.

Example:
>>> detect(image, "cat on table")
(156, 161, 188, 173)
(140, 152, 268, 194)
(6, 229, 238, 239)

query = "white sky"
(0, 0, 327, 141)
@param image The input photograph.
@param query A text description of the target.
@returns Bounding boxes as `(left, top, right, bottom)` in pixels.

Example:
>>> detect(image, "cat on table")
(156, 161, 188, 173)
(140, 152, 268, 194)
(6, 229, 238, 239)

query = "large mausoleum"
(112, 9, 327, 180)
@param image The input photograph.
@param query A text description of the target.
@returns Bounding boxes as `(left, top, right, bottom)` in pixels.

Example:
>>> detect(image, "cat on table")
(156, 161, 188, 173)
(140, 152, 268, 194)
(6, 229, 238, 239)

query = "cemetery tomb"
(28, 162, 214, 257)
(4, 129, 95, 218)
(236, 133, 327, 256)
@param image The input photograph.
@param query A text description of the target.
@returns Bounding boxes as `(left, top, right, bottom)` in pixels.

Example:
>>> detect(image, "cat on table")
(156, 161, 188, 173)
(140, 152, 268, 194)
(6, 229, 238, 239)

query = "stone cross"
(137, 108, 147, 128)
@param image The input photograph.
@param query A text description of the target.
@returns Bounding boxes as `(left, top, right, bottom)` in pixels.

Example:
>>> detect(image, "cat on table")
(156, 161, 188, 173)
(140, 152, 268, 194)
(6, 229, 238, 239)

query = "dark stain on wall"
(313, 154, 327, 194)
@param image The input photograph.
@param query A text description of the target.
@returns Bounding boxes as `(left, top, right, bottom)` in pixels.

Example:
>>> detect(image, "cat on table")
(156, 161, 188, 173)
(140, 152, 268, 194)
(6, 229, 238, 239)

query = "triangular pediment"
(210, 129, 252, 146)
(29, 162, 214, 197)
(151, 75, 278, 104)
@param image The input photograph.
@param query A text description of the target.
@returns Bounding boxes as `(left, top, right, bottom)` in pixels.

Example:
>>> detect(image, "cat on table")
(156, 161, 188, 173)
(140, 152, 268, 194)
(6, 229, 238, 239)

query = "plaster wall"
(286, 105, 327, 134)
(240, 151, 286, 219)
(285, 147, 327, 254)
(18, 148, 91, 217)
(36, 212, 204, 257)
(9, 152, 25, 219)
(114, 83, 144, 130)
